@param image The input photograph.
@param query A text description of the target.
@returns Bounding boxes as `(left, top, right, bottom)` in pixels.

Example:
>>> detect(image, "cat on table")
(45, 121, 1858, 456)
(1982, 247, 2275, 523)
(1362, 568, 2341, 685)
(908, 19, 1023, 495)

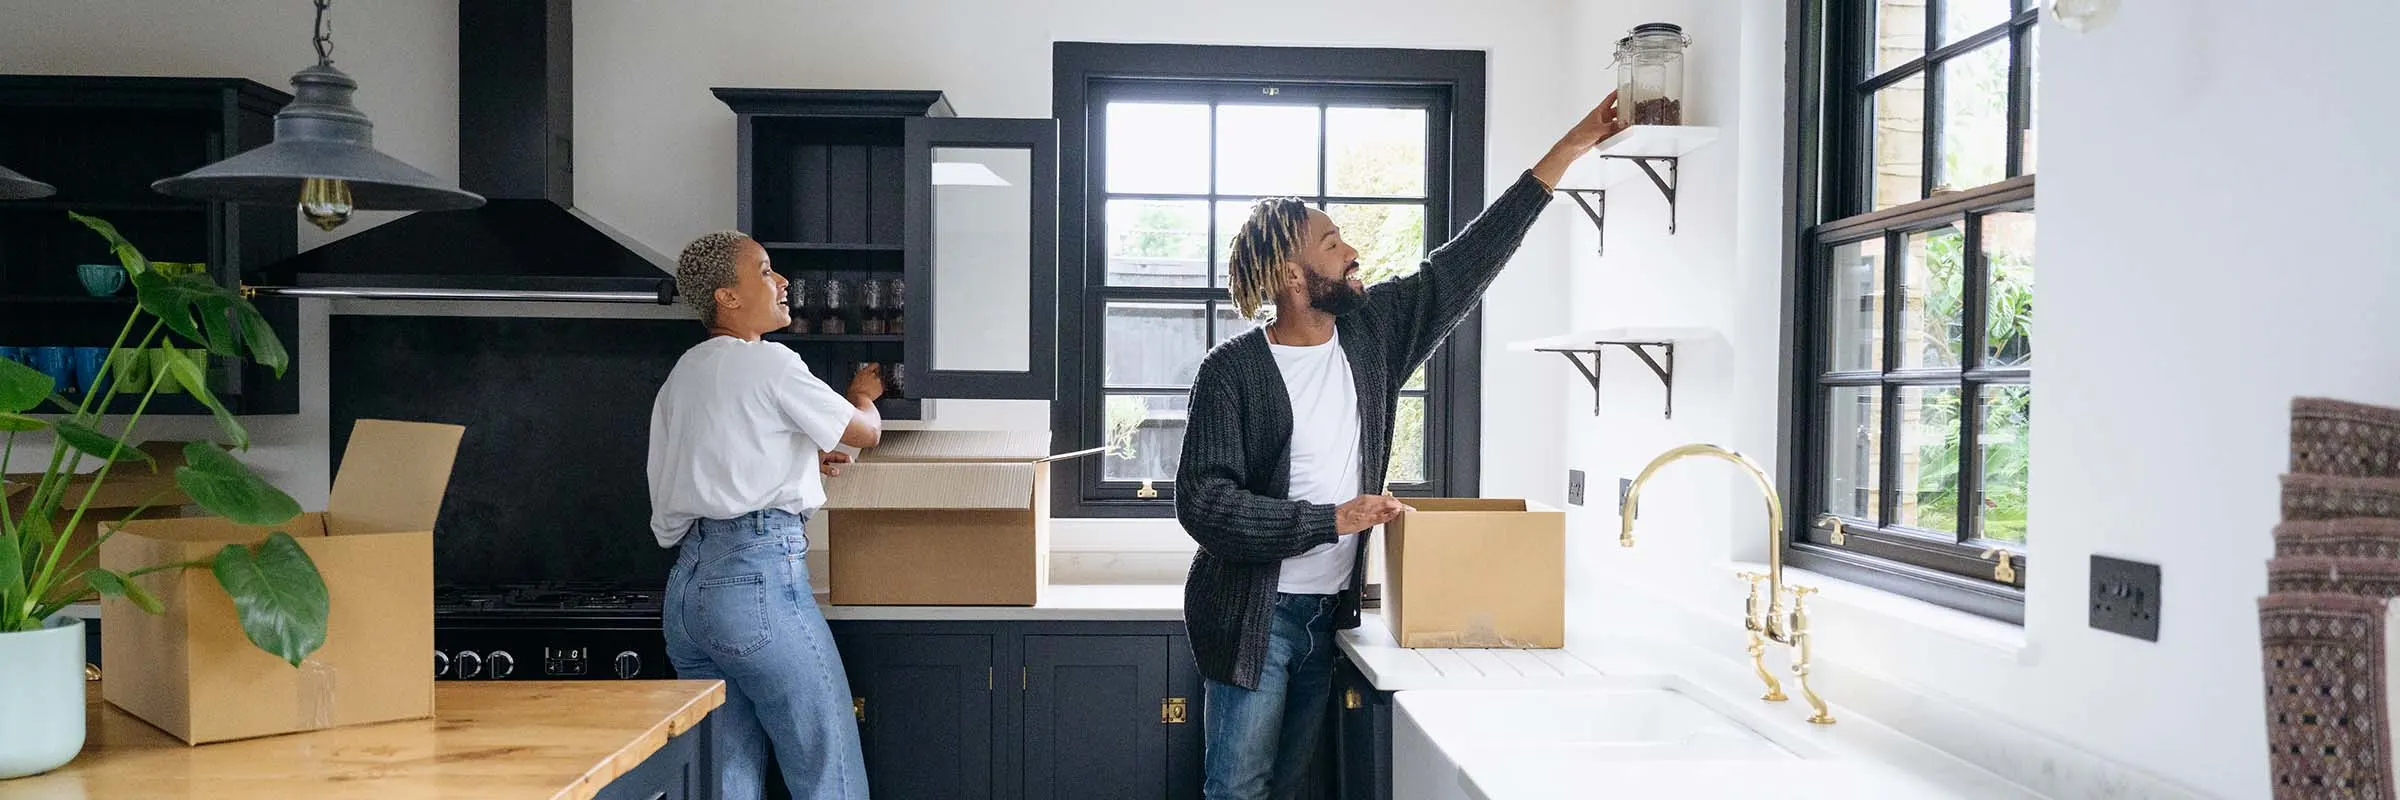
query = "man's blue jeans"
(663, 509, 868, 800)
(1202, 592, 1339, 800)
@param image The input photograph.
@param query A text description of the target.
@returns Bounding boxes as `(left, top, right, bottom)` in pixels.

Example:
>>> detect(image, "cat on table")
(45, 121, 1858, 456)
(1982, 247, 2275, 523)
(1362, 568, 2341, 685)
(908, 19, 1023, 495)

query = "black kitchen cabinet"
(0, 75, 301, 415)
(822, 620, 1204, 799)
(595, 713, 716, 800)
(1328, 653, 1395, 800)
(712, 89, 1061, 413)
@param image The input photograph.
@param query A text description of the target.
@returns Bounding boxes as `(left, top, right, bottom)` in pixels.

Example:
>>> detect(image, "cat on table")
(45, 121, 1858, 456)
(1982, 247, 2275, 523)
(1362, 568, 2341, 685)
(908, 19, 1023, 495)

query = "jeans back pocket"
(693, 573, 774, 658)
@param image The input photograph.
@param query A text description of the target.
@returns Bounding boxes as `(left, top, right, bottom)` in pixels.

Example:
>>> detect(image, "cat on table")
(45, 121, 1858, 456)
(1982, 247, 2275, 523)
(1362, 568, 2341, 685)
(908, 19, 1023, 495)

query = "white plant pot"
(0, 616, 87, 780)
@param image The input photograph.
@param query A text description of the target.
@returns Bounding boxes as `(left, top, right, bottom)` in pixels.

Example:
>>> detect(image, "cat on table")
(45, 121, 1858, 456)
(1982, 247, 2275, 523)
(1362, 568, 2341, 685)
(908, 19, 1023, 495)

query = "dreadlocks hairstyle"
(675, 230, 753, 327)
(1224, 197, 1313, 320)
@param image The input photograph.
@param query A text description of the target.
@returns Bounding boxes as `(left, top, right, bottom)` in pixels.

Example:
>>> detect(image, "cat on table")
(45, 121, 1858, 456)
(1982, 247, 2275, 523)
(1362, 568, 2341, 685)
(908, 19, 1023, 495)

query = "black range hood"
(255, 0, 676, 305)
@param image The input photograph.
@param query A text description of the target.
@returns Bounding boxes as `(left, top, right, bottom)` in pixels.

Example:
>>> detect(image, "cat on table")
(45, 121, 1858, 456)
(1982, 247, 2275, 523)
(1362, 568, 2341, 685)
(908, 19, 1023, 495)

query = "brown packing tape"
(298, 659, 337, 731)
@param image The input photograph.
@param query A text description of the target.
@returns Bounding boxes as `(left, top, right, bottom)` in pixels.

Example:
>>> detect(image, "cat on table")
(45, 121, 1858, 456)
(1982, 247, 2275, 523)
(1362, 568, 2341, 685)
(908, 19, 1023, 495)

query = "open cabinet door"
(903, 116, 1060, 400)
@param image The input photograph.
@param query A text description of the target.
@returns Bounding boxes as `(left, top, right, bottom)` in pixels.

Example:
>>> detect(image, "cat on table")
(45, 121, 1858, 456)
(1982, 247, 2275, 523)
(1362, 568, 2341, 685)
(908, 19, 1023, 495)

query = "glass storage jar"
(1614, 22, 1691, 127)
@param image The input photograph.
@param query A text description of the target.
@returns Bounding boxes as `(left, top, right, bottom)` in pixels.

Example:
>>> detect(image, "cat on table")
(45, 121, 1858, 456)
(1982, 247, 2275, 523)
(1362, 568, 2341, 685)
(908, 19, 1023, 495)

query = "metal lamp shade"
(152, 63, 483, 211)
(0, 164, 57, 200)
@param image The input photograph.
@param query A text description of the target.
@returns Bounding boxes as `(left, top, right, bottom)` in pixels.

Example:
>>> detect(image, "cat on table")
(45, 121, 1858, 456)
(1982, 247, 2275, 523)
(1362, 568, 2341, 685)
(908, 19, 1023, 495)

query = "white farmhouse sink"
(1393, 688, 1804, 800)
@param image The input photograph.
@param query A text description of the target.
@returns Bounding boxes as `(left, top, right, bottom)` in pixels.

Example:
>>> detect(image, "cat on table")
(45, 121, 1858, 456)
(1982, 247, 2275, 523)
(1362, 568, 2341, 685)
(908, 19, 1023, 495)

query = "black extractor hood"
(254, 0, 676, 305)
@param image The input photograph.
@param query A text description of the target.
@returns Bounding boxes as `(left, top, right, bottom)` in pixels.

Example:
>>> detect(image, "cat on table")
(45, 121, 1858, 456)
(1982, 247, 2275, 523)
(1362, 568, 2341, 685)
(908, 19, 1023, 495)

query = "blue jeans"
(1202, 593, 1339, 800)
(664, 509, 869, 800)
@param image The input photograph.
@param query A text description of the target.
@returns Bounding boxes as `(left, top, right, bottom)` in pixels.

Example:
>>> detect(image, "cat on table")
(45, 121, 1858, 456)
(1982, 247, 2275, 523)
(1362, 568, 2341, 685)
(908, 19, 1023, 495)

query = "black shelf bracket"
(1538, 340, 1676, 418)
(1555, 155, 1682, 256)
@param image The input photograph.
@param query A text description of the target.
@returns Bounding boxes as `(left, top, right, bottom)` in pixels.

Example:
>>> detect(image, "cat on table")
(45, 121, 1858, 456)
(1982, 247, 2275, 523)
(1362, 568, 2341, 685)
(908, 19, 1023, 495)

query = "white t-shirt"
(646, 336, 857, 548)
(1270, 328, 1364, 594)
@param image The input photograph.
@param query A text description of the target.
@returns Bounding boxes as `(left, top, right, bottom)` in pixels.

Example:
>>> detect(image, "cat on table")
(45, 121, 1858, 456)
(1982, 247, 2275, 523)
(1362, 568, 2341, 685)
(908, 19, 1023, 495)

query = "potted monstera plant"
(0, 213, 327, 780)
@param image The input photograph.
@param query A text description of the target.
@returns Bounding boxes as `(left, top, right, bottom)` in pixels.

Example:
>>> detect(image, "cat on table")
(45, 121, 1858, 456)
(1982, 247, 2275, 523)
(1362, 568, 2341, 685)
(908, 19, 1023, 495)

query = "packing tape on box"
(297, 658, 337, 730)
(1401, 614, 1542, 649)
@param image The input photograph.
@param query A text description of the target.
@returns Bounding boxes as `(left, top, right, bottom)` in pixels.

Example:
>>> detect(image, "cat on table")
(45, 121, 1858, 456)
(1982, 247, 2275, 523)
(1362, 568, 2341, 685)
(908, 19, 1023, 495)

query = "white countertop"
(1337, 611, 2042, 799)
(815, 583, 1184, 622)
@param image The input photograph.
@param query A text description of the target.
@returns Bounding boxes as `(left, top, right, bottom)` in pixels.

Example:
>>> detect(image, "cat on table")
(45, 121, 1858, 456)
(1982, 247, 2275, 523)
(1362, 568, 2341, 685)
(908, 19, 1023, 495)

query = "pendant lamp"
(152, 0, 482, 230)
(0, 165, 56, 200)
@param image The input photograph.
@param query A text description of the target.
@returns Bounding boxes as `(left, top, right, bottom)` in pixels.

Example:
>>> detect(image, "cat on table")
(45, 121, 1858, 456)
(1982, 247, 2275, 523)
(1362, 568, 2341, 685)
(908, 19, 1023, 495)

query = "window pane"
(1104, 302, 1206, 387)
(2022, 27, 2041, 174)
(1326, 107, 1426, 198)
(1874, 0, 1926, 75)
(1216, 104, 1319, 196)
(1899, 225, 1966, 369)
(1871, 73, 1927, 211)
(1405, 365, 1426, 391)
(1213, 199, 1255, 287)
(1105, 200, 1209, 287)
(1825, 238, 1886, 372)
(1106, 103, 1209, 194)
(1937, 42, 2010, 193)
(1104, 394, 1191, 482)
(1823, 387, 1884, 523)
(1390, 395, 1427, 484)
(1976, 385, 2031, 545)
(1940, 0, 2013, 44)
(1895, 386, 1963, 535)
(1326, 203, 1427, 284)
(1982, 210, 2035, 366)
(1212, 302, 1264, 347)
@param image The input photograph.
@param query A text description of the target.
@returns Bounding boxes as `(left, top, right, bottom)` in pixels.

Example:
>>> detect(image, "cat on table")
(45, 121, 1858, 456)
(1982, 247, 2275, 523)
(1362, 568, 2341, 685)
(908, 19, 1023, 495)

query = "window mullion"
(1878, 228, 1904, 528)
(1921, 0, 1942, 199)
(1957, 212, 1986, 548)
(2006, 22, 2030, 176)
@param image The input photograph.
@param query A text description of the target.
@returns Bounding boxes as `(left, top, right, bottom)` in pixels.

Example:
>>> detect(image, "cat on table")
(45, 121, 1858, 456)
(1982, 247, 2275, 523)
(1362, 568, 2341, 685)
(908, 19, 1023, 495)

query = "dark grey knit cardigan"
(1176, 170, 1555, 689)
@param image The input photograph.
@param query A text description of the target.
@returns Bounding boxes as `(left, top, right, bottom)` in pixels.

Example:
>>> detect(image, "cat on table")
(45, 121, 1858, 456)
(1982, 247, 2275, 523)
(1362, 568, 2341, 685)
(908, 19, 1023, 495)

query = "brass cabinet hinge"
(1161, 697, 1189, 724)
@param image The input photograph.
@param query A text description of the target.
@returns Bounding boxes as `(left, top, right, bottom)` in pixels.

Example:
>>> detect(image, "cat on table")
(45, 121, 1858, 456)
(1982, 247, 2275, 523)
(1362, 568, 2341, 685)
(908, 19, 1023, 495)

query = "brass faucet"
(1619, 443, 1834, 725)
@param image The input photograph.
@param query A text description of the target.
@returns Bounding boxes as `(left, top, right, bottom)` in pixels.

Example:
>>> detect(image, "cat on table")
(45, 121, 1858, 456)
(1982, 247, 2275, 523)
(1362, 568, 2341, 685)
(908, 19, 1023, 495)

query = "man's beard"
(1304, 264, 1368, 316)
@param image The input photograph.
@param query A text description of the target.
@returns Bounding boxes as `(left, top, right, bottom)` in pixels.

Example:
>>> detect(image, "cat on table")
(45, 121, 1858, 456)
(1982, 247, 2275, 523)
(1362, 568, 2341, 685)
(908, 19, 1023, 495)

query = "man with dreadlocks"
(1178, 94, 1625, 800)
(647, 231, 883, 799)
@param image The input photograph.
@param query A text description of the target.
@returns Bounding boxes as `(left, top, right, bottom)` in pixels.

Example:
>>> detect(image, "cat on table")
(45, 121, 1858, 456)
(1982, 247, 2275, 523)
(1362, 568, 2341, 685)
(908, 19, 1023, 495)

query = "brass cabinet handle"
(1160, 697, 1189, 724)
(1343, 688, 1363, 710)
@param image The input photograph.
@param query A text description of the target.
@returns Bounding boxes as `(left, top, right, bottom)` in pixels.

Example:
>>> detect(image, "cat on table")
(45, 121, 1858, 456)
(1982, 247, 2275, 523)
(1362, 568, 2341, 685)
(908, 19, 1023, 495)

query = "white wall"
(1562, 0, 2400, 797)
(0, 0, 1572, 550)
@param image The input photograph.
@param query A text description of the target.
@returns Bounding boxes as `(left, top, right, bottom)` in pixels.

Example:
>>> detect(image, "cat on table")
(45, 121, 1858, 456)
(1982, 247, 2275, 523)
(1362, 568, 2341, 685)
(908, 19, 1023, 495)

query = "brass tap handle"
(1981, 547, 2017, 584)
(1735, 571, 1768, 633)
(1786, 585, 1834, 725)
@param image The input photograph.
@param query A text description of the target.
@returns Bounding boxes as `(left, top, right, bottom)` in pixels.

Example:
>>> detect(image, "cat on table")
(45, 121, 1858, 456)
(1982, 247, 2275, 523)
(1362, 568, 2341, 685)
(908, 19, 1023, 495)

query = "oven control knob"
(488, 650, 516, 679)
(456, 650, 483, 679)
(435, 650, 451, 678)
(614, 651, 642, 679)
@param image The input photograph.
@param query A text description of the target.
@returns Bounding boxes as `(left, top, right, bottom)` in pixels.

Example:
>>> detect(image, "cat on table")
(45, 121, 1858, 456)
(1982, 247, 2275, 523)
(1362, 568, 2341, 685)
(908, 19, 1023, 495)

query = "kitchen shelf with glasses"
(1509, 327, 1721, 418)
(764, 333, 904, 344)
(760, 241, 906, 254)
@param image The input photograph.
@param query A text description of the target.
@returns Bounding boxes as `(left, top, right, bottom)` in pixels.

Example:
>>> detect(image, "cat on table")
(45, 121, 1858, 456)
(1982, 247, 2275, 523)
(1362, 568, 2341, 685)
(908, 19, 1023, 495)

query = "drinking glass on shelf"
(820, 277, 850, 335)
(886, 278, 907, 336)
(887, 362, 907, 399)
(784, 277, 812, 334)
(859, 278, 888, 336)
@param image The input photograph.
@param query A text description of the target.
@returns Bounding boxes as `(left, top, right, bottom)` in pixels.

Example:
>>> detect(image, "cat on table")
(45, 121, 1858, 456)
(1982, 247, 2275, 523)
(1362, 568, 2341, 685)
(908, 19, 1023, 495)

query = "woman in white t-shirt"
(647, 231, 883, 799)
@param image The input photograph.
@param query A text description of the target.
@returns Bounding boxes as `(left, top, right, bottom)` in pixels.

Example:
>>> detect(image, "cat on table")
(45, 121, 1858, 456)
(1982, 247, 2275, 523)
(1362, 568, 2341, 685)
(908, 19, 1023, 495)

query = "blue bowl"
(77, 263, 125, 297)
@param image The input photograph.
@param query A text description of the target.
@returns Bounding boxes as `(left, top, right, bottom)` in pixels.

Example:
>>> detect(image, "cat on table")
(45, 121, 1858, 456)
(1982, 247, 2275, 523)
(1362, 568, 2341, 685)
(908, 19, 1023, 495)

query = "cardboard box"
(99, 420, 462, 745)
(4, 441, 195, 601)
(1383, 498, 1566, 649)
(823, 431, 1103, 606)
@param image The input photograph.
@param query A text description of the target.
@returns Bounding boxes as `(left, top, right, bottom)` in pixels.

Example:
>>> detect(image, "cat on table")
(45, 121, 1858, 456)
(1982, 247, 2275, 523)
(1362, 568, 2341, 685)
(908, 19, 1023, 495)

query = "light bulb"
(300, 177, 355, 231)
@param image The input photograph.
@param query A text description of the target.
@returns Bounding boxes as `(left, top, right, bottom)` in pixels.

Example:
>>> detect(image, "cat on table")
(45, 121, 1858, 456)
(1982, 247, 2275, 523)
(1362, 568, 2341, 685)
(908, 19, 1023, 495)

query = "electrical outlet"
(2089, 555, 2161, 642)
(1619, 478, 1635, 518)
(1567, 470, 1586, 506)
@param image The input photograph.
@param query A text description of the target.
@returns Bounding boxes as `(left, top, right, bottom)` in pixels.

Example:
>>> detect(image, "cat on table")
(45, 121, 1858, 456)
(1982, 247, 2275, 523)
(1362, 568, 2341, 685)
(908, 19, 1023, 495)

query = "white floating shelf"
(1554, 125, 1722, 255)
(1507, 327, 1720, 352)
(1597, 125, 1721, 159)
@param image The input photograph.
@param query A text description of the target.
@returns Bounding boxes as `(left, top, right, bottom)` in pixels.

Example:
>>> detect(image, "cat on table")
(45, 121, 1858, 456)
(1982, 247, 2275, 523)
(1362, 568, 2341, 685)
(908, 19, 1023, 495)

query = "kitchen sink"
(1392, 688, 1804, 800)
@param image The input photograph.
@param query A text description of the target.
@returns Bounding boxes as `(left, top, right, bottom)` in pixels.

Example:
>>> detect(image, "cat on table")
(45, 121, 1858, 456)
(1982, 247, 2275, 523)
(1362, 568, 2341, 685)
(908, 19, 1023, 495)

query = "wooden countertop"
(1, 679, 724, 800)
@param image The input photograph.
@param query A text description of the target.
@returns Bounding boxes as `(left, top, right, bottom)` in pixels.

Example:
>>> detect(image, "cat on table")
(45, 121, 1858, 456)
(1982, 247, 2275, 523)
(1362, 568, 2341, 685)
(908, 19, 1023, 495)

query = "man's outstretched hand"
(1533, 91, 1628, 189)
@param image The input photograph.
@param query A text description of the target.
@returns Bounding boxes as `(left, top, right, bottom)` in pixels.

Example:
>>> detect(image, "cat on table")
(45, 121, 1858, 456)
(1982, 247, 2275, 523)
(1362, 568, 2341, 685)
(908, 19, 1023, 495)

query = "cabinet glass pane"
(1106, 102, 1209, 194)
(1977, 385, 2031, 545)
(1105, 199, 1208, 288)
(1871, 73, 1927, 211)
(1326, 107, 1427, 198)
(1874, 0, 1926, 76)
(1899, 225, 1965, 370)
(1327, 203, 1426, 284)
(1105, 302, 1206, 387)
(1104, 394, 1191, 482)
(1941, 0, 2014, 44)
(1823, 387, 1883, 523)
(1391, 394, 1428, 485)
(1982, 210, 2035, 366)
(1825, 238, 1886, 373)
(1215, 104, 1319, 196)
(1895, 385, 1963, 535)
(930, 146, 1031, 373)
(1937, 42, 2010, 193)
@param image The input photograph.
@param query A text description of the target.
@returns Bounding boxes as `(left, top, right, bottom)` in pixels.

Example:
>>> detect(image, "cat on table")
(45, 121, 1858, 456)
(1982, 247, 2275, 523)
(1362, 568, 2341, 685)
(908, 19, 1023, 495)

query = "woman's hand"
(820, 450, 854, 477)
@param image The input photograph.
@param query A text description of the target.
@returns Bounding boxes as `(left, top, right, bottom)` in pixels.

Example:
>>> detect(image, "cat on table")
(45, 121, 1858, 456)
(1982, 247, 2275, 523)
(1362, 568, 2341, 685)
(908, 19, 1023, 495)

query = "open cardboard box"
(1382, 498, 1566, 649)
(822, 431, 1104, 606)
(4, 441, 196, 601)
(99, 420, 463, 745)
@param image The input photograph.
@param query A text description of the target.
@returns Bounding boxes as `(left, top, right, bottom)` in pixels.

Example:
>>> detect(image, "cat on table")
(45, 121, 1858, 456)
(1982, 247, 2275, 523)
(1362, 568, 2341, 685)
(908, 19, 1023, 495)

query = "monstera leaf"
(213, 532, 329, 667)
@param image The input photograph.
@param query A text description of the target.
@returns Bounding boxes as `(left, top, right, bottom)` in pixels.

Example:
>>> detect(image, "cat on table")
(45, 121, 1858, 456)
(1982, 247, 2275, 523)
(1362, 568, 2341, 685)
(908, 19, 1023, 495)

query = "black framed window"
(1783, 0, 2038, 621)
(1053, 43, 1486, 518)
